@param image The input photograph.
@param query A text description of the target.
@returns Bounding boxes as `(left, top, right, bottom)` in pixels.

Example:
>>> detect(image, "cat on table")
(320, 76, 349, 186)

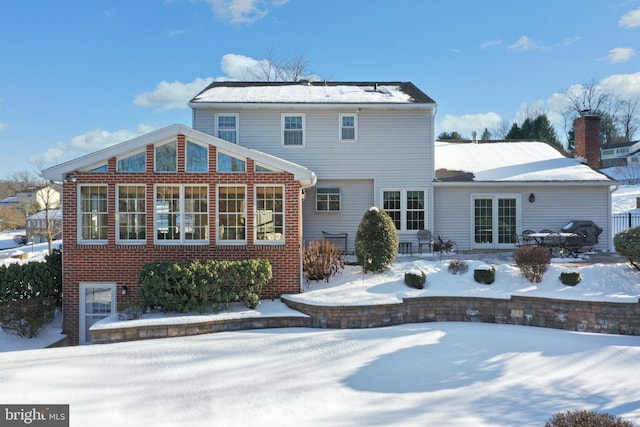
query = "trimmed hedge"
(560, 271, 581, 286)
(0, 249, 62, 306)
(0, 297, 57, 338)
(404, 270, 426, 289)
(355, 207, 399, 273)
(614, 226, 640, 271)
(474, 265, 496, 285)
(138, 259, 272, 313)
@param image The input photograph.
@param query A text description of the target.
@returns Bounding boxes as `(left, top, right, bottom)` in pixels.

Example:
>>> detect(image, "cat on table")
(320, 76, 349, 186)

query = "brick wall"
(62, 135, 304, 344)
(573, 115, 601, 169)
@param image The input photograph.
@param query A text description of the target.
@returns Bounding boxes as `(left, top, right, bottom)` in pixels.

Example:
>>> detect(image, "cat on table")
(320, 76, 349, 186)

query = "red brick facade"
(573, 115, 601, 169)
(61, 134, 305, 344)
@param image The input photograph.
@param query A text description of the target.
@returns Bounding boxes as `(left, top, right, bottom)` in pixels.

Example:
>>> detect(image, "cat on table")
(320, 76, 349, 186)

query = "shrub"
(514, 245, 551, 283)
(0, 248, 62, 307)
(448, 259, 469, 275)
(138, 259, 272, 313)
(355, 207, 399, 273)
(473, 265, 496, 284)
(560, 271, 581, 286)
(118, 304, 144, 321)
(303, 240, 344, 282)
(0, 297, 57, 338)
(404, 270, 426, 289)
(614, 226, 640, 271)
(544, 409, 636, 427)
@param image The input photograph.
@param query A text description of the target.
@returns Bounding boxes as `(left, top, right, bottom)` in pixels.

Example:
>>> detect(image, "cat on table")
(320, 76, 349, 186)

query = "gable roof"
(434, 141, 614, 184)
(41, 124, 316, 187)
(189, 81, 436, 107)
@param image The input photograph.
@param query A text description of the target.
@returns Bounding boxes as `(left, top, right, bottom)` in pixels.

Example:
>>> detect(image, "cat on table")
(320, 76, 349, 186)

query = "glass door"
(472, 195, 520, 249)
(79, 283, 116, 344)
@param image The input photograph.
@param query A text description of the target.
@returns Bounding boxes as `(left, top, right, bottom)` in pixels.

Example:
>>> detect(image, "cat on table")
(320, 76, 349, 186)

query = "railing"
(612, 213, 640, 235)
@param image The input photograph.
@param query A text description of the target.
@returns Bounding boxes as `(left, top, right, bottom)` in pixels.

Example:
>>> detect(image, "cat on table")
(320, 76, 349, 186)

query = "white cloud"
(205, 0, 290, 25)
(133, 77, 214, 111)
(598, 47, 635, 63)
(437, 112, 502, 137)
(563, 35, 581, 46)
(599, 72, 640, 97)
(33, 124, 157, 167)
(168, 29, 185, 37)
(508, 36, 540, 52)
(619, 7, 640, 28)
(480, 39, 503, 49)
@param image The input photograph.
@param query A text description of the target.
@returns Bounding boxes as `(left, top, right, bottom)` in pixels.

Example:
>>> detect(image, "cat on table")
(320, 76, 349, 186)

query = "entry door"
(472, 195, 520, 249)
(79, 283, 116, 344)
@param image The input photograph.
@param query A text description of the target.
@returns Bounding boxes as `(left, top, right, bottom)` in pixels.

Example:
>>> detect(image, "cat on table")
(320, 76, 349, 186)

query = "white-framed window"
(117, 151, 146, 172)
(382, 189, 426, 231)
(255, 185, 284, 243)
(282, 114, 305, 147)
(116, 185, 146, 243)
(217, 185, 246, 244)
(154, 185, 209, 244)
(471, 193, 521, 249)
(215, 114, 238, 143)
(79, 283, 116, 345)
(79, 185, 108, 243)
(217, 151, 246, 172)
(155, 141, 177, 172)
(186, 140, 208, 172)
(339, 114, 357, 142)
(316, 188, 341, 212)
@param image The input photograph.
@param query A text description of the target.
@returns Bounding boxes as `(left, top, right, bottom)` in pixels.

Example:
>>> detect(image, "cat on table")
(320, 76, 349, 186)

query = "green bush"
(560, 271, 581, 286)
(473, 265, 496, 284)
(544, 409, 636, 427)
(0, 249, 62, 307)
(514, 245, 551, 283)
(614, 226, 640, 271)
(355, 207, 399, 273)
(448, 259, 469, 275)
(303, 240, 344, 282)
(404, 270, 426, 289)
(138, 259, 272, 313)
(0, 297, 57, 338)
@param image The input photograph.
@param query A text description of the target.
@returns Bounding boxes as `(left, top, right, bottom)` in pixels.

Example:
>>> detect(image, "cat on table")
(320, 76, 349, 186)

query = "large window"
(382, 190, 425, 231)
(79, 185, 108, 242)
(186, 141, 208, 172)
(155, 141, 177, 172)
(155, 185, 208, 243)
(282, 114, 305, 146)
(117, 151, 146, 172)
(339, 114, 357, 141)
(316, 188, 341, 212)
(216, 114, 238, 143)
(117, 185, 146, 242)
(255, 186, 284, 242)
(217, 186, 246, 243)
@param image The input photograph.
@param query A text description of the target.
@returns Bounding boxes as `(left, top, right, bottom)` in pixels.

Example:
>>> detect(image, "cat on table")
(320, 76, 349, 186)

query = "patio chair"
(563, 232, 587, 258)
(522, 229, 536, 245)
(417, 229, 434, 254)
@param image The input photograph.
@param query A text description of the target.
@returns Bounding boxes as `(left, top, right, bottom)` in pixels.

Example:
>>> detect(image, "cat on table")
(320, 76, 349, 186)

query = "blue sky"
(1, 0, 639, 179)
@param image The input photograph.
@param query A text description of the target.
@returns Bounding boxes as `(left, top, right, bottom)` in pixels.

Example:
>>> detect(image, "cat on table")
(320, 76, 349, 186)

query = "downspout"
(299, 174, 317, 293)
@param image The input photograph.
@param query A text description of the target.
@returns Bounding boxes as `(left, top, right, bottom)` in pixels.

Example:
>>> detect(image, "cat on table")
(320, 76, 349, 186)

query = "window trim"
(254, 184, 285, 244)
(381, 188, 426, 232)
(215, 113, 239, 144)
(153, 184, 209, 245)
(339, 113, 358, 142)
(116, 184, 147, 245)
(216, 184, 247, 245)
(281, 113, 306, 147)
(316, 187, 341, 212)
(78, 184, 109, 245)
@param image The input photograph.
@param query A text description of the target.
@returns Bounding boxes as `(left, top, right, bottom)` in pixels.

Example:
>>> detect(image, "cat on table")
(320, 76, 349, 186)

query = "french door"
(472, 194, 520, 249)
(79, 283, 116, 344)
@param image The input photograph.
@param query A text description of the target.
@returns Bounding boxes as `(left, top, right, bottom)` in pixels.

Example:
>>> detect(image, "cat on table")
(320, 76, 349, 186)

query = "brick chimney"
(573, 115, 600, 169)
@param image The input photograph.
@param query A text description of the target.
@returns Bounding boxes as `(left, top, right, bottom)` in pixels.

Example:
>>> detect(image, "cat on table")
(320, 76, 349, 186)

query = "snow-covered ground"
(0, 185, 639, 425)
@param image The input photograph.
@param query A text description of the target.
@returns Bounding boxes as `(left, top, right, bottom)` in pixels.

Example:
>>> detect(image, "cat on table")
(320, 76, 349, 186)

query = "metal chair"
(417, 229, 433, 254)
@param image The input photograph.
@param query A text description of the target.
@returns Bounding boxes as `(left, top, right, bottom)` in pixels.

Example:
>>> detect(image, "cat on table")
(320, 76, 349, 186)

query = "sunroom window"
(117, 151, 146, 172)
(255, 186, 284, 242)
(79, 185, 108, 242)
(186, 141, 208, 172)
(117, 185, 146, 242)
(155, 141, 177, 172)
(217, 185, 246, 242)
(217, 152, 246, 172)
(155, 185, 208, 243)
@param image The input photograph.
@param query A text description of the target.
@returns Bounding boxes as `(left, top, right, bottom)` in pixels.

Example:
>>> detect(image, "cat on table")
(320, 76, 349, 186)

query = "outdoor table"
(527, 232, 580, 256)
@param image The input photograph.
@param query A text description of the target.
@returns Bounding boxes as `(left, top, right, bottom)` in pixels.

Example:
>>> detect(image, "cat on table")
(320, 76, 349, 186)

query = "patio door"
(471, 194, 520, 249)
(79, 283, 116, 344)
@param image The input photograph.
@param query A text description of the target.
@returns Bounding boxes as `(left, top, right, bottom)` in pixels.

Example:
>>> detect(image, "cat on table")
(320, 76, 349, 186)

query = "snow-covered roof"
(435, 141, 614, 183)
(189, 81, 436, 106)
(0, 196, 18, 204)
(27, 209, 62, 220)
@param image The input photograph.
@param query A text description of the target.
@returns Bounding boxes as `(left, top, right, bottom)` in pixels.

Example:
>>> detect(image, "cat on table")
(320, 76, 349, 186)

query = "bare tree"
(618, 97, 640, 142)
(613, 164, 640, 185)
(247, 49, 310, 82)
(490, 121, 512, 140)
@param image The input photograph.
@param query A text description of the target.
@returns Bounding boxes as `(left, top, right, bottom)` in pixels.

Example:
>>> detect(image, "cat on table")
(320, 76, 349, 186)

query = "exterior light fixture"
(122, 286, 129, 295)
(529, 193, 535, 203)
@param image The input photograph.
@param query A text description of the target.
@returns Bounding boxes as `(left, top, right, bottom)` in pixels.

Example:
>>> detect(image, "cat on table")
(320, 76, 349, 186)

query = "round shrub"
(473, 265, 496, 284)
(544, 409, 636, 427)
(355, 207, 399, 273)
(514, 245, 551, 283)
(559, 271, 581, 286)
(404, 270, 426, 289)
(448, 259, 469, 275)
(614, 226, 640, 271)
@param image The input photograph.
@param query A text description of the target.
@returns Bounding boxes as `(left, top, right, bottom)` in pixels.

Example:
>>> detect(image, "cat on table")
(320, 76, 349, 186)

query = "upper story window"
(339, 114, 357, 142)
(316, 188, 341, 212)
(216, 114, 238, 143)
(117, 185, 146, 242)
(155, 185, 208, 244)
(117, 151, 146, 172)
(282, 114, 305, 147)
(186, 141, 208, 172)
(155, 141, 177, 172)
(217, 185, 246, 243)
(79, 185, 108, 243)
(255, 186, 284, 243)
(217, 151, 246, 172)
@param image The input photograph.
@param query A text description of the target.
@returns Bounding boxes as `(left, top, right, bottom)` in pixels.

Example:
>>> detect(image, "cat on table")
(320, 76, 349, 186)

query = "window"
(339, 114, 357, 141)
(216, 114, 238, 143)
(316, 188, 341, 211)
(217, 151, 246, 172)
(91, 164, 108, 172)
(117, 151, 146, 172)
(155, 185, 208, 243)
(382, 190, 426, 231)
(155, 141, 177, 172)
(255, 163, 277, 173)
(186, 141, 208, 172)
(255, 186, 284, 242)
(117, 185, 146, 242)
(217, 186, 246, 243)
(79, 185, 108, 242)
(282, 114, 305, 146)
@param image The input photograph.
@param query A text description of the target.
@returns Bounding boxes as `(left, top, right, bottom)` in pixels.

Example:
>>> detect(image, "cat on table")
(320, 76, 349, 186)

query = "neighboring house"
(601, 140, 640, 168)
(0, 196, 19, 209)
(16, 184, 61, 214)
(42, 124, 316, 344)
(26, 208, 62, 243)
